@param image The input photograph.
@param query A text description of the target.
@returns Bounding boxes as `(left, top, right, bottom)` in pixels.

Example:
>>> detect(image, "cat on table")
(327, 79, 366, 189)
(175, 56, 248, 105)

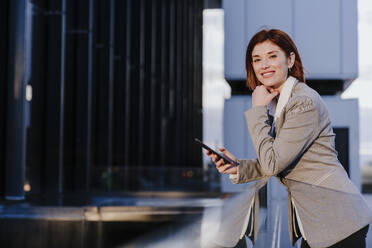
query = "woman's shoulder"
(291, 82, 320, 100)
(289, 82, 323, 103)
(286, 82, 324, 114)
(287, 82, 328, 117)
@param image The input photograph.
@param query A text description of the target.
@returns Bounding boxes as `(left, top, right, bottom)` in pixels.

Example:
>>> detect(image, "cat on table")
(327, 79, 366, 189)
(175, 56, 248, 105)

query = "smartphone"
(194, 138, 239, 167)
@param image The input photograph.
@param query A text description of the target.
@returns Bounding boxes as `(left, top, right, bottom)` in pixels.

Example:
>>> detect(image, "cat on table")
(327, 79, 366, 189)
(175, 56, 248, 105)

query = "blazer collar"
(274, 76, 298, 121)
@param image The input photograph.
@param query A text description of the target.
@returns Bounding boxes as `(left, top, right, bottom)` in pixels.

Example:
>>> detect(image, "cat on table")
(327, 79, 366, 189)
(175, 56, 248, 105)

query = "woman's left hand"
(252, 85, 279, 107)
(205, 148, 238, 175)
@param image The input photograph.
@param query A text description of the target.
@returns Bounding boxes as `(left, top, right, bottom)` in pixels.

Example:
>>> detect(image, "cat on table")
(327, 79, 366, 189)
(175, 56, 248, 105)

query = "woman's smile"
(261, 70, 275, 78)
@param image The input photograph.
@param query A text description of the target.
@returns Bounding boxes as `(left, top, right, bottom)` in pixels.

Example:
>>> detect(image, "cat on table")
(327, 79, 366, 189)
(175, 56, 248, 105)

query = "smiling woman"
(206, 29, 372, 248)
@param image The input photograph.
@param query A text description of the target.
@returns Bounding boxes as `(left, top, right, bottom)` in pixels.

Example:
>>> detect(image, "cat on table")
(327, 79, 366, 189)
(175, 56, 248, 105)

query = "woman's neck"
(273, 81, 285, 94)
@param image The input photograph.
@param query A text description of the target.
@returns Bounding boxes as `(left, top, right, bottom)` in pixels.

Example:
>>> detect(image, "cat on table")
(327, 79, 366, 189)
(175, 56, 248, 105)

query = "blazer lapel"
(273, 77, 299, 133)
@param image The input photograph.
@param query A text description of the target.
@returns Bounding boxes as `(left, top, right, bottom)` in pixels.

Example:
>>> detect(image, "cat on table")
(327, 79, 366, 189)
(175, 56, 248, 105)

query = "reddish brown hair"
(245, 29, 305, 90)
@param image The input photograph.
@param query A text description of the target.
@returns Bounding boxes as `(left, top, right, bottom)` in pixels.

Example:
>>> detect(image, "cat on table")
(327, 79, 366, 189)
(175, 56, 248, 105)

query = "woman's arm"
(205, 149, 265, 183)
(230, 158, 265, 184)
(245, 96, 319, 177)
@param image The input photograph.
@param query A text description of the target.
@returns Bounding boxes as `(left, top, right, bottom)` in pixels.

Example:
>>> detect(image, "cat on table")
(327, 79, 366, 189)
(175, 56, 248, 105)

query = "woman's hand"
(252, 85, 279, 107)
(205, 148, 238, 175)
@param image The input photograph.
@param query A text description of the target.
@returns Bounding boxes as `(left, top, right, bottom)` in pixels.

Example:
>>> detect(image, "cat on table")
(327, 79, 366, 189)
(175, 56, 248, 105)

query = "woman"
(206, 29, 372, 248)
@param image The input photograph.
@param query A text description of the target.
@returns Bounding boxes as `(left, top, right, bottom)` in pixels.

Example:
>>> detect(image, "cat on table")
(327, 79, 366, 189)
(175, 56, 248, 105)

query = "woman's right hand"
(252, 85, 279, 107)
(205, 147, 238, 175)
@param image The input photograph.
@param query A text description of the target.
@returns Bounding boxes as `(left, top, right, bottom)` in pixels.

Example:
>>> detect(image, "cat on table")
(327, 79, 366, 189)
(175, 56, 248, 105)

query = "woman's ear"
(288, 52, 295, 68)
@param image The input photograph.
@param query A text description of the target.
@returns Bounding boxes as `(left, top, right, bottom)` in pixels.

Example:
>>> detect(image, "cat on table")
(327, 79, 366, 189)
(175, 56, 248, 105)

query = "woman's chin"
(261, 79, 285, 89)
(261, 81, 275, 87)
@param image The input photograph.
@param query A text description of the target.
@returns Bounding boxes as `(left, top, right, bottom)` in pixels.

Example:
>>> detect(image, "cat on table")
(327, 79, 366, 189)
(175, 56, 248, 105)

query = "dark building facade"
(0, 0, 204, 199)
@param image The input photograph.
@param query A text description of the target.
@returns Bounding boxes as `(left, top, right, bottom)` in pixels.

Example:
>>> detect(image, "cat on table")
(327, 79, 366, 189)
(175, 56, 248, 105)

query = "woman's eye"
(253, 59, 260, 63)
(270, 55, 277, 59)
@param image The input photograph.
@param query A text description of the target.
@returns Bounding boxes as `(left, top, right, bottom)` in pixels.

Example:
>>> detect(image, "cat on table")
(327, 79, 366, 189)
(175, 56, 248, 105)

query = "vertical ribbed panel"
(0, 0, 9, 196)
(22, 0, 203, 193)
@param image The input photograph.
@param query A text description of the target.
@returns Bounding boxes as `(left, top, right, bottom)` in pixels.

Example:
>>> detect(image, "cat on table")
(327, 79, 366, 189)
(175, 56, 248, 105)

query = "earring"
(288, 67, 292, 73)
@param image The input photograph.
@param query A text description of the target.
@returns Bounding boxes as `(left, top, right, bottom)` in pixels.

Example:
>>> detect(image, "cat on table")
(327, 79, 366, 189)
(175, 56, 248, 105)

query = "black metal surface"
(124, 0, 133, 168)
(306, 79, 345, 95)
(0, 0, 9, 196)
(334, 127, 350, 176)
(43, 0, 65, 195)
(0, 0, 204, 196)
(25, 0, 47, 195)
(5, 0, 28, 199)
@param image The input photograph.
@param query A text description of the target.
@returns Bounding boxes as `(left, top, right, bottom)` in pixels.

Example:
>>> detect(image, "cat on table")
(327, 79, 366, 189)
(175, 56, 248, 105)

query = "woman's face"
(251, 40, 294, 90)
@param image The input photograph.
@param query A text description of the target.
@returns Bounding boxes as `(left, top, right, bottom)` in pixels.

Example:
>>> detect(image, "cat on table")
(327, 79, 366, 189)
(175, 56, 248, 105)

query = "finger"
(219, 147, 236, 161)
(255, 86, 270, 95)
(218, 163, 232, 174)
(261, 85, 271, 90)
(211, 154, 218, 163)
(264, 86, 275, 93)
(206, 151, 215, 161)
(217, 164, 227, 173)
(210, 154, 217, 163)
(266, 91, 279, 102)
(224, 166, 237, 174)
(216, 158, 224, 167)
(271, 91, 279, 97)
(263, 86, 272, 90)
(215, 158, 225, 168)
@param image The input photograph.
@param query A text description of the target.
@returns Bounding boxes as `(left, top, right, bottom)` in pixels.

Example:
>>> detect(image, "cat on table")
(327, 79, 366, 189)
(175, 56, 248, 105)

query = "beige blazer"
(231, 77, 372, 248)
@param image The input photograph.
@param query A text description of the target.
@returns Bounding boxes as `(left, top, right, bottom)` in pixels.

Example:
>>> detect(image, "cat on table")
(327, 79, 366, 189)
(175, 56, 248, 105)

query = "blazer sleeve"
(230, 158, 265, 184)
(244, 96, 320, 177)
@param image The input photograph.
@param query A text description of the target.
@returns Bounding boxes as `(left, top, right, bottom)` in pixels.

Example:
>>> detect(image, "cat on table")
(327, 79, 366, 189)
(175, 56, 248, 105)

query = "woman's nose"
(261, 58, 269, 69)
(262, 59, 269, 69)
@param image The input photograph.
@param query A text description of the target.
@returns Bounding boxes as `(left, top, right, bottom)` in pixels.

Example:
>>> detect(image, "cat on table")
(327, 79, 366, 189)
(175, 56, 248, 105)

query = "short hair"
(245, 29, 305, 90)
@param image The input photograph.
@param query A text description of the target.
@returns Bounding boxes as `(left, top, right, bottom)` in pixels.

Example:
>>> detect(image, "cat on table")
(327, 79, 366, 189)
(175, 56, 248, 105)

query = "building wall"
(223, 0, 358, 82)
(0, 0, 204, 198)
